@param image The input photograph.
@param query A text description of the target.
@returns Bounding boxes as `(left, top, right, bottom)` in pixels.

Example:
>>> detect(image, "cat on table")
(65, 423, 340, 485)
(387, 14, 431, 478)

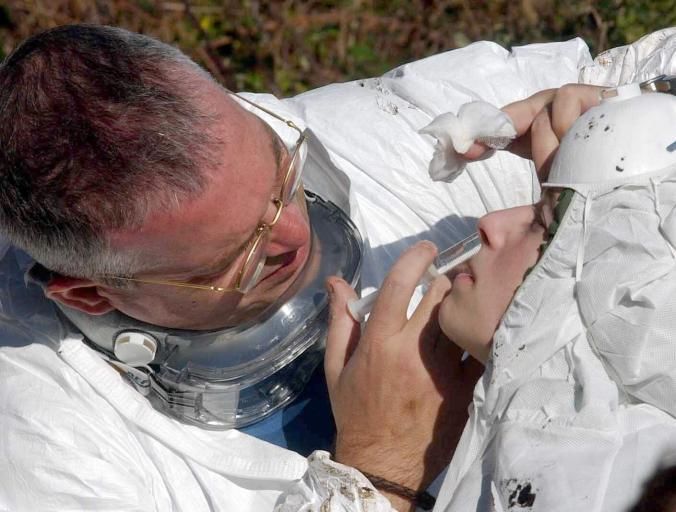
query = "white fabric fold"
(58, 336, 308, 482)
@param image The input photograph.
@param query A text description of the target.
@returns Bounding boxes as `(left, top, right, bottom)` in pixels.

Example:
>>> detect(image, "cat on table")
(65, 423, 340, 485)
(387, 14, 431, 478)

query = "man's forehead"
(205, 88, 283, 175)
(106, 94, 280, 273)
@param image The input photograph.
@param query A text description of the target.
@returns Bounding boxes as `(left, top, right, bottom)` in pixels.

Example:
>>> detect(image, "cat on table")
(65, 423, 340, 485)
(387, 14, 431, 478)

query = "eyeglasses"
(103, 91, 308, 294)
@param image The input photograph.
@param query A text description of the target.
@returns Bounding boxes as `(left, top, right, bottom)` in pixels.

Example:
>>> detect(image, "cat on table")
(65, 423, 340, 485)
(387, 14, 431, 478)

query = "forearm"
(275, 451, 397, 512)
(334, 436, 424, 512)
(334, 404, 470, 512)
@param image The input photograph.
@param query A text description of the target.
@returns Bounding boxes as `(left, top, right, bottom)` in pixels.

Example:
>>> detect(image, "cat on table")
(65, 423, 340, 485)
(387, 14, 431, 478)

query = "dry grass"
(1, 1, 675, 95)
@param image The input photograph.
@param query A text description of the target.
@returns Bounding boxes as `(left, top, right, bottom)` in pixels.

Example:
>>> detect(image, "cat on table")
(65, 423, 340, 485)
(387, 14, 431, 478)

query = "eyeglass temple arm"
(224, 90, 303, 134)
(98, 275, 228, 293)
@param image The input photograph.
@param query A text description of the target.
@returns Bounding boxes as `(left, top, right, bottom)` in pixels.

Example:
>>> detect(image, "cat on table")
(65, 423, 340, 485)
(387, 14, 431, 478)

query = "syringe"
(347, 232, 482, 322)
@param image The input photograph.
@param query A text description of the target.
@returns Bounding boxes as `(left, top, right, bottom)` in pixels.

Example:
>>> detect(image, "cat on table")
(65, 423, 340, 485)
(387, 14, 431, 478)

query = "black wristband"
(360, 470, 436, 511)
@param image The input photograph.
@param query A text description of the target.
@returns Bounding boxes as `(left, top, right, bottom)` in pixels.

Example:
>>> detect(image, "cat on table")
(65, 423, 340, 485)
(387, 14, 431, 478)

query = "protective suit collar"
(55, 191, 363, 429)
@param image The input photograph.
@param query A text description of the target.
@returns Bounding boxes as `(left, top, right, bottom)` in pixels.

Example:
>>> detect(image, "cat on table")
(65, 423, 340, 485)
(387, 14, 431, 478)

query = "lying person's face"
(438, 191, 559, 361)
(92, 86, 312, 330)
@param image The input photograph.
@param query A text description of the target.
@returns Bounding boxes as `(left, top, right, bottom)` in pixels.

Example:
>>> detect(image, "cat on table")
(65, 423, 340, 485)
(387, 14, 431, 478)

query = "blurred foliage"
(1, 0, 675, 96)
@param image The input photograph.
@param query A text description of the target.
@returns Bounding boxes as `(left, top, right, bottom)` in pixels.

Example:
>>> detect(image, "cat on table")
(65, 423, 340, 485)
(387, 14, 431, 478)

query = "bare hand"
(325, 241, 482, 511)
(464, 84, 604, 180)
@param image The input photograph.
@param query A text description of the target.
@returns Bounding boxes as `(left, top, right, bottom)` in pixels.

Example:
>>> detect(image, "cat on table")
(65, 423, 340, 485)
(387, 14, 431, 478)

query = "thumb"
(460, 141, 492, 160)
(324, 277, 360, 394)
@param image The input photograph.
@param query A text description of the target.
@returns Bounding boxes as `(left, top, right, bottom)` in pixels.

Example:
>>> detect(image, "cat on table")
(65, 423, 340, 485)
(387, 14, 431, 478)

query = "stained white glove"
(275, 451, 395, 512)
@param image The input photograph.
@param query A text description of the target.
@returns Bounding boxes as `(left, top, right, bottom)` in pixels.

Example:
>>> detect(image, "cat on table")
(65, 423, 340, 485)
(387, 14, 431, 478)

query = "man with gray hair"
(1, 24, 310, 329)
(0, 22, 630, 511)
(0, 24, 493, 511)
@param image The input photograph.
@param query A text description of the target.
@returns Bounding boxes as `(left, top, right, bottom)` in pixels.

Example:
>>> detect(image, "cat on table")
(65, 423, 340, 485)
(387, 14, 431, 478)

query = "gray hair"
(0, 24, 218, 278)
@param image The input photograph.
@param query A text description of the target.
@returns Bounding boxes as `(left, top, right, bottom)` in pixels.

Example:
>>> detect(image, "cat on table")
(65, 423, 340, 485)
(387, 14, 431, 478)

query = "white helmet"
(545, 82, 676, 194)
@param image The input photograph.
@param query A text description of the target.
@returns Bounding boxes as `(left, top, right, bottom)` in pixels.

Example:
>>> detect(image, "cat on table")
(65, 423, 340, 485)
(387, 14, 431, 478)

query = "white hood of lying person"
(437, 88, 676, 511)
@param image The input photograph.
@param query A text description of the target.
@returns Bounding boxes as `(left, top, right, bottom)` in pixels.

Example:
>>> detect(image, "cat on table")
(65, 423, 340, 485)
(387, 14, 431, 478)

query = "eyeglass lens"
(237, 137, 308, 292)
(280, 137, 307, 204)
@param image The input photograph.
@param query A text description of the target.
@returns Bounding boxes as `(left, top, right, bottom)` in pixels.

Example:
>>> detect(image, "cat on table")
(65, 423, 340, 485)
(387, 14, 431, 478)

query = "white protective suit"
(0, 29, 675, 512)
(435, 55, 676, 511)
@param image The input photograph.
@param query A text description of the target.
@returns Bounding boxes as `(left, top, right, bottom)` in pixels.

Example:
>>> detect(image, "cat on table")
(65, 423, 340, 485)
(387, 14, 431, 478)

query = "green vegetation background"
(1, 1, 675, 95)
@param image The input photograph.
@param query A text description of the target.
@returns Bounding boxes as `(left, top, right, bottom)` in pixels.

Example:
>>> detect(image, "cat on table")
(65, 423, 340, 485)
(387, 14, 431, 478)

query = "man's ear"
(45, 275, 116, 315)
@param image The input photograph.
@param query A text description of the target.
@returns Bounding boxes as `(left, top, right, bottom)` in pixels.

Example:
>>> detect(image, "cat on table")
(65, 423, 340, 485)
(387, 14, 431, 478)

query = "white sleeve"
(0, 345, 170, 512)
(276, 451, 396, 512)
(580, 27, 676, 85)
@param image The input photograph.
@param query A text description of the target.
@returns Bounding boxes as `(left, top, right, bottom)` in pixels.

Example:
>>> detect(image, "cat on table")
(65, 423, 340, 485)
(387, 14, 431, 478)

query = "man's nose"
(264, 202, 311, 257)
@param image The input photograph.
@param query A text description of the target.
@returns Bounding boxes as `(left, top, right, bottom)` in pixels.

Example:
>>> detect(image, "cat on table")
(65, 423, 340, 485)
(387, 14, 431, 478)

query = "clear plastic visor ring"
(235, 134, 308, 293)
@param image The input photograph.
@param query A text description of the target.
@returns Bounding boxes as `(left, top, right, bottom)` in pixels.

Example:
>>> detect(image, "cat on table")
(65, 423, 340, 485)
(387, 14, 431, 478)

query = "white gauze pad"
(419, 101, 516, 182)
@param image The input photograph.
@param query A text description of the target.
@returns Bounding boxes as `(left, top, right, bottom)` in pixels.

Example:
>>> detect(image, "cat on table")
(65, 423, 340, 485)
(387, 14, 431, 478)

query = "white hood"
(437, 89, 676, 512)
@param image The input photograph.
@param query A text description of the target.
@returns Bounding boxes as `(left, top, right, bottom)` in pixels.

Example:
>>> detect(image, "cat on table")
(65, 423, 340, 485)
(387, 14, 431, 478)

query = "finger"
(365, 241, 438, 339)
(461, 142, 491, 160)
(411, 277, 453, 367)
(550, 84, 603, 140)
(408, 274, 451, 335)
(505, 131, 533, 160)
(421, 332, 467, 388)
(530, 105, 560, 180)
(501, 90, 556, 160)
(325, 277, 360, 394)
(502, 88, 557, 136)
